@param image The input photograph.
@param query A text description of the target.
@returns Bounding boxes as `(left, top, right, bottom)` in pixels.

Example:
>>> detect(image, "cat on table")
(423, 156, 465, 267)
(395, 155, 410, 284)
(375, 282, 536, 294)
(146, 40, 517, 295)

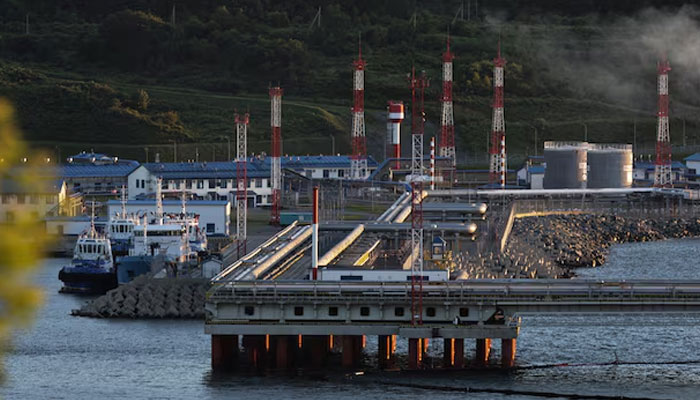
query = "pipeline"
(232, 225, 312, 280)
(212, 221, 300, 282)
(318, 224, 365, 267)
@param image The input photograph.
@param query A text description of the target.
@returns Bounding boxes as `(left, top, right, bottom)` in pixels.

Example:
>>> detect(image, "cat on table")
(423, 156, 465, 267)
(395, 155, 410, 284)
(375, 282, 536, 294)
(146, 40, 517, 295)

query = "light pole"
(330, 135, 335, 155)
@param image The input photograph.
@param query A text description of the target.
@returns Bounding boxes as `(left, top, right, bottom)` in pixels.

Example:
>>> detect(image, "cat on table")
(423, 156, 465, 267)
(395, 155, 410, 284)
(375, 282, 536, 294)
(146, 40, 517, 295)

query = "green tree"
(0, 98, 48, 380)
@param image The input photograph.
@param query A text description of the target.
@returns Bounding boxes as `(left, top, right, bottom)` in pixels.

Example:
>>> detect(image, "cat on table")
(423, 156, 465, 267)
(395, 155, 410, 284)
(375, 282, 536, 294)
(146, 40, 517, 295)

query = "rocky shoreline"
(72, 276, 208, 319)
(511, 214, 700, 270)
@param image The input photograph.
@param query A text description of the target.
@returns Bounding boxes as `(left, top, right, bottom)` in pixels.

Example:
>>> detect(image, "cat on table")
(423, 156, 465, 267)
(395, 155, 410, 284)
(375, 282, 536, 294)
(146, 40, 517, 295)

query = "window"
(135, 180, 140, 189)
(244, 306, 254, 316)
(218, 179, 227, 188)
(459, 307, 469, 317)
(426, 307, 436, 317)
(206, 223, 215, 234)
(30, 195, 39, 204)
(360, 307, 370, 316)
(17, 195, 25, 204)
(305, 170, 312, 178)
(255, 195, 262, 205)
(57, 225, 64, 235)
(294, 306, 304, 316)
(161, 180, 167, 189)
(394, 307, 404, 317)
(46, 195, 56, 204)
(328, 306, 338, 316)
(338, 169, 345, 178)
(196, 180, 204, 189)
(141, 179, 146, 188)
(255, 179, 262, 188)
(175, 181, 181, 190)
(1, 195, 7, 204)
(340, 275, 362, 281)
(323, 169, 330, 178)
(208, 179, 216, 189)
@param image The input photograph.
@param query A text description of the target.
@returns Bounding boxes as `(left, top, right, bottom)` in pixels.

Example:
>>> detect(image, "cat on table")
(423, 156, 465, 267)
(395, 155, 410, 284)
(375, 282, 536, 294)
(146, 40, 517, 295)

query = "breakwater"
(72, 276, 208, 319)
(511, 214, 700, 269)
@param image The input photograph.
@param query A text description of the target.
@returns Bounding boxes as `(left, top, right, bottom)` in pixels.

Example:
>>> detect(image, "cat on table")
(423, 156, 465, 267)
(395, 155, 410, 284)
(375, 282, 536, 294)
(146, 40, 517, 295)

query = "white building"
(106, 199, 230, 236)
(127, 155, 378, 205)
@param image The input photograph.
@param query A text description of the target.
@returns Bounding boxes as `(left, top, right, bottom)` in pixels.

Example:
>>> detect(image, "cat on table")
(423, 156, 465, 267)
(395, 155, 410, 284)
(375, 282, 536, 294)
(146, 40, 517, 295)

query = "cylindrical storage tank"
(587, 143, 633, 188)
(543, 141, 588, 189)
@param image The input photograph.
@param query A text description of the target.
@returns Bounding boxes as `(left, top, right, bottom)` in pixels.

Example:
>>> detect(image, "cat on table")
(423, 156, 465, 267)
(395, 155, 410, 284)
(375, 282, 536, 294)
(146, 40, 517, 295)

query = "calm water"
(4, 239, 700, 399)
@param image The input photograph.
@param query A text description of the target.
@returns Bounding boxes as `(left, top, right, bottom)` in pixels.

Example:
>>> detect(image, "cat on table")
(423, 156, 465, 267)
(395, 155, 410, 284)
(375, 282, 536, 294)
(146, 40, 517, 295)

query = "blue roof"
(684, 153, 700, 162)
(59, 160, 140, 178)
(634, 161, 686, 170)
(144, 155, 378, 180)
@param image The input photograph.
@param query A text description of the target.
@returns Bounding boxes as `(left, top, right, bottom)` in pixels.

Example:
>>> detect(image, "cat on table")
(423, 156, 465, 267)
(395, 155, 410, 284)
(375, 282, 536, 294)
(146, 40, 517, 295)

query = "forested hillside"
(1, 0, 698, 164)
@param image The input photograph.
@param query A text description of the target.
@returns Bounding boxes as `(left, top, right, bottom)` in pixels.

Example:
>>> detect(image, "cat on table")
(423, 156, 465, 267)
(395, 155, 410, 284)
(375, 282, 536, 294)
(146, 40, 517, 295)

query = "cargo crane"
(654, 57, 672, 187)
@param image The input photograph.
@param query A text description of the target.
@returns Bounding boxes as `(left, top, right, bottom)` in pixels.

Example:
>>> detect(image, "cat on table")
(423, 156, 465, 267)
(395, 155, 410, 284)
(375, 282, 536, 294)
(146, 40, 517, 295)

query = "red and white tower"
(269, 86, 283, 225)
(439, 35, 456, 171)
(350, 38, 368, 180)
(235, 112, 249, 257)
(386, 101, 404, 169)
(654, 57, 672, 187)
(489, 41, 507, 188)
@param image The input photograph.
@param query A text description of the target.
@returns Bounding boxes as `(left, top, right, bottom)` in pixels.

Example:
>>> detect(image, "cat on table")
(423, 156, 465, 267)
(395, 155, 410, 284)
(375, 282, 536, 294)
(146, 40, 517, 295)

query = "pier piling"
(475, 338, 491, 367)
(211, 334, 239, 371)
(501, 338, 517, 368)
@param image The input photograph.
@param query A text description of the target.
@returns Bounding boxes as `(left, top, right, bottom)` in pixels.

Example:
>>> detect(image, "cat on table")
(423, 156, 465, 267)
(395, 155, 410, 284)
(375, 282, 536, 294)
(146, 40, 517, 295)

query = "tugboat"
(58, 206, 117, 294)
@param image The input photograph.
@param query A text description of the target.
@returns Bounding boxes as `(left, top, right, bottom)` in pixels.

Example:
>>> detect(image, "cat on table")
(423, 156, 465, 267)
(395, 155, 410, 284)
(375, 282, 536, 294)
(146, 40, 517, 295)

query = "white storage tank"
(587, 144, 633, 188)
(543, 141, 588, 189)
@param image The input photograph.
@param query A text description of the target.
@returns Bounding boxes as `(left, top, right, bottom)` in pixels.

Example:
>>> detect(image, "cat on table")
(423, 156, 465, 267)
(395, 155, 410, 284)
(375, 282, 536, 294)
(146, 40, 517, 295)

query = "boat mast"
(155, 177, 164, 225)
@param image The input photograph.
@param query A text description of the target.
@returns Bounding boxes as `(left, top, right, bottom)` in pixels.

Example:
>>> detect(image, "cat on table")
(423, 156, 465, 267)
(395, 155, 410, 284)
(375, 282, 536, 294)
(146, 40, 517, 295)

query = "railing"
(207, 279, 700, 303)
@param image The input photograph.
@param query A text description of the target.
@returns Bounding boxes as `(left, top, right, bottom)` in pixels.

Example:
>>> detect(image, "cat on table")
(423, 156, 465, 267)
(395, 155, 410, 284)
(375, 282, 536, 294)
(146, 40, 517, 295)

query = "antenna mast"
(235, 111, 250, 256)
(489, 40, 507, 188)
(269, 87, 283, 224)
(350, 34, 368, 180)
(654, 57, 672, 187)
(439, 34, 456, 183)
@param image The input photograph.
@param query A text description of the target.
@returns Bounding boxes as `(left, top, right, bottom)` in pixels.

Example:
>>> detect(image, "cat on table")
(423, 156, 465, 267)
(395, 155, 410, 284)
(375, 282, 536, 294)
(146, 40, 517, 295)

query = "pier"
(205, 279, 700, 371)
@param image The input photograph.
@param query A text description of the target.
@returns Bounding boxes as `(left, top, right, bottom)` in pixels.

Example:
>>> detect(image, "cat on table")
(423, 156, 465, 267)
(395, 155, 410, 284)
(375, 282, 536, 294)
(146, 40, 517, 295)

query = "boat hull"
(58, 267, 117, 294)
